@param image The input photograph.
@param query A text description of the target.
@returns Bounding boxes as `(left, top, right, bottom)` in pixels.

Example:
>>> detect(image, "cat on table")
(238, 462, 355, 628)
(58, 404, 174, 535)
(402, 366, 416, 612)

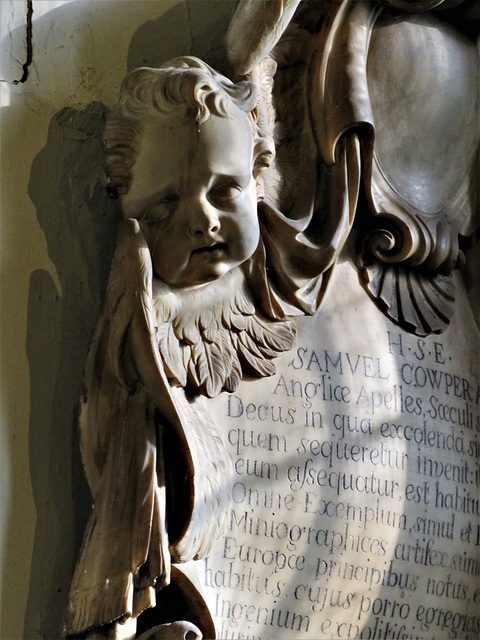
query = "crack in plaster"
(1, 0, 34, 84)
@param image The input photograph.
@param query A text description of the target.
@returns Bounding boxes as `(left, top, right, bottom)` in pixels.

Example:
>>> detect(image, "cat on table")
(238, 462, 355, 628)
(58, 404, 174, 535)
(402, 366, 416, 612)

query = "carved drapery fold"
(227, 0, 479, 336)
(311, 0, 479, 335)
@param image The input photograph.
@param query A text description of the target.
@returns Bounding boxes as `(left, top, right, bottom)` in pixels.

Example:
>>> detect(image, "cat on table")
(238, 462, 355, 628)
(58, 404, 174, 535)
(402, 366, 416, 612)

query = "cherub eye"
(209, 183, 242, 203)
(142, 197, 178, 224)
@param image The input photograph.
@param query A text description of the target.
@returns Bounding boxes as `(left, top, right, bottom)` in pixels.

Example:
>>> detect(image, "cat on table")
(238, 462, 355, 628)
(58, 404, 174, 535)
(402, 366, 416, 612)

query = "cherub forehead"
(136, 103, 255, 138)
(121, 109, 256, 216)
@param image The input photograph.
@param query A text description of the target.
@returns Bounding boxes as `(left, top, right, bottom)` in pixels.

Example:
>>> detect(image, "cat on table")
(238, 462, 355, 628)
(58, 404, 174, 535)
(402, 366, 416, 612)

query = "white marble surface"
(202, 250, 480, 639)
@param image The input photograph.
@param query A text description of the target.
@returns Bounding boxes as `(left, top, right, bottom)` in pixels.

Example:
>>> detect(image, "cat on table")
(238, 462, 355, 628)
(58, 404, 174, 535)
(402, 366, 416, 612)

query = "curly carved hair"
(103, 56, 275, 197)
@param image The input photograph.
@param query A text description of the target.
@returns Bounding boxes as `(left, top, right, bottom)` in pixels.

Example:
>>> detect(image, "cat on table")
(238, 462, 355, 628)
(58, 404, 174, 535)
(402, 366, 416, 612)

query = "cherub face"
(121, 108, 260, 288)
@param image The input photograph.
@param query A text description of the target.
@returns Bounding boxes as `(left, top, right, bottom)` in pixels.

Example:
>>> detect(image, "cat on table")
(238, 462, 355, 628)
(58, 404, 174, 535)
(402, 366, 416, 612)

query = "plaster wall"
(0, 1, 236, 637)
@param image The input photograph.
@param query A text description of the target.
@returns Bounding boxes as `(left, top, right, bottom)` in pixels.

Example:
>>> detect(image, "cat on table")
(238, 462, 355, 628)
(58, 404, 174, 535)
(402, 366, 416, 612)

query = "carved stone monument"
(66, 1, 479, 638)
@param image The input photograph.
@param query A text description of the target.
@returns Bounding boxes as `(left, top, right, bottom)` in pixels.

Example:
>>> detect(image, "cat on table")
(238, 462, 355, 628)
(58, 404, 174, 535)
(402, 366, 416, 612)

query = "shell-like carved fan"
(359, 260, 455, 337)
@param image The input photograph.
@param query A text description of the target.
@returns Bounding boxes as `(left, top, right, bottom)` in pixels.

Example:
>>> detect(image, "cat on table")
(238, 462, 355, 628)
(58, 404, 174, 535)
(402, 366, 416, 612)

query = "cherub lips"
(190, 242, 227, 257)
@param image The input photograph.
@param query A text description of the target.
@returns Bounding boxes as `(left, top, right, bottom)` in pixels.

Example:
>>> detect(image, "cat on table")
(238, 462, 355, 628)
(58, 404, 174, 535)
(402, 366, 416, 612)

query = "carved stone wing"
(225, 0, 302, 76)
(155, 268, 296, 399)
(68, 220, 232, 633)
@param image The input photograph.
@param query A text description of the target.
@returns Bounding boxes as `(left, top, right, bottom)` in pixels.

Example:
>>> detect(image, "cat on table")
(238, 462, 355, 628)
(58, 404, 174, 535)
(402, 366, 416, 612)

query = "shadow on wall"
(127, 0, 238, 74)
(26, 103, 118, 640)
(21, 1, 237, 638)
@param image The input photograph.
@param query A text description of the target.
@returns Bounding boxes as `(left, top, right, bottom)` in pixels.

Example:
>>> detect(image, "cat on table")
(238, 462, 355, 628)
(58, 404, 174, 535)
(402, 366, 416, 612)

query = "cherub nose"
(188, 202, 220, 237)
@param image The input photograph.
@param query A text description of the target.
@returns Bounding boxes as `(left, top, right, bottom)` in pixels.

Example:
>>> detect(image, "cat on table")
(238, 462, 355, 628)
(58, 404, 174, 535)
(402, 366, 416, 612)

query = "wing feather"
(157, 323, 187, 387)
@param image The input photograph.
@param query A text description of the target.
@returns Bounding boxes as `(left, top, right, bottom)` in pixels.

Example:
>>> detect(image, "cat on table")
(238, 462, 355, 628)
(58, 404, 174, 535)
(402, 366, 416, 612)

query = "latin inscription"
(203, 326, 480, 639)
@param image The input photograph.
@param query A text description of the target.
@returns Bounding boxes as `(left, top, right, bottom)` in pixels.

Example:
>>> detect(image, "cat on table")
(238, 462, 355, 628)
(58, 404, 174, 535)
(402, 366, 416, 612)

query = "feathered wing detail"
(157, 321, 188, 388)
(70, 221, 300, 634)
(219, 326, 243, 393)
(69, 220, 227, 633)
(154, 269, 296, 399)
(108, 247, 297, 563)
(110, 226, 237, 565)
(167, 389, 233, 563)
(68, 385, 169, 633)
(245, 314, 297, 356)
(71, 219, 302, 633)
(68, 220, 175, 634)
(197, 338, 225, 399)
(190, 339, 225, 398)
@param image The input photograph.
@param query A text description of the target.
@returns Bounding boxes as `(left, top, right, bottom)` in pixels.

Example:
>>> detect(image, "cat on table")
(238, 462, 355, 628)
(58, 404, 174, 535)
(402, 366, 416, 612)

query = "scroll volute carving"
(67, 54, 350, 639)
(227, 0, 479, 336)
(353, 5, 479, 336)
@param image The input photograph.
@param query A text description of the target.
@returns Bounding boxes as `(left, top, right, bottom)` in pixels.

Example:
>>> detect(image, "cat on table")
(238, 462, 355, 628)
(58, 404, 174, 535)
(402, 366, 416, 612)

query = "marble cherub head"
(103, 56, 274, 289)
